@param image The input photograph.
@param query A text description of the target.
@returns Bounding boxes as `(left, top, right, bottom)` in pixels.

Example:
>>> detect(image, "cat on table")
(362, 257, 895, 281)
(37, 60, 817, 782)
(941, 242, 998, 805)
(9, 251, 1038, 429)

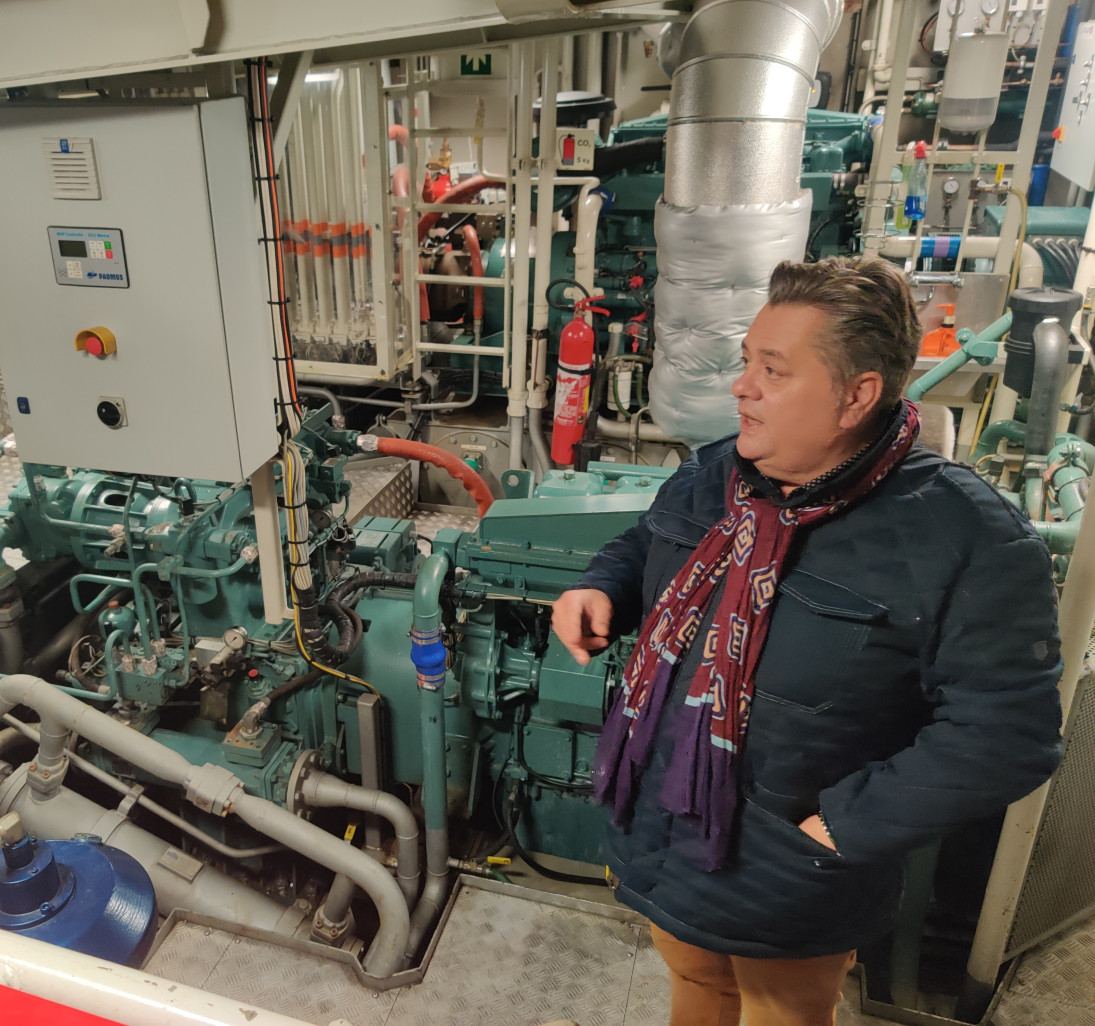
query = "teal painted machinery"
(442, 108, 873, 393)
(0, 414, 668, 866)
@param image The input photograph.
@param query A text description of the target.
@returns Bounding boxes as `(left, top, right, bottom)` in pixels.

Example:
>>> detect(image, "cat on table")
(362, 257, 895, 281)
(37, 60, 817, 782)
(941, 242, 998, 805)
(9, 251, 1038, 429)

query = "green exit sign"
(460, 54, 492, 76)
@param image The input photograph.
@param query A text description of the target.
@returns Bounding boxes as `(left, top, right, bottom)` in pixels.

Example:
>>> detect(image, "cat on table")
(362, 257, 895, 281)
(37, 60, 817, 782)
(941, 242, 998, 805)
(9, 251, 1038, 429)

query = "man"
(552, 258, 1062, 1026)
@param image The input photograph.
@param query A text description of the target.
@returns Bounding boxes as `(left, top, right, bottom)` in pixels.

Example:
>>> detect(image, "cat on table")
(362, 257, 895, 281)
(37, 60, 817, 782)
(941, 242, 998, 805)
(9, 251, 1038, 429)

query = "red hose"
(417, 175, 498, 243)
(388, 124, 410, 149)
(392, 165, 410, 232)
(375, 438, 493, 518)
(461, 225, 484, 321)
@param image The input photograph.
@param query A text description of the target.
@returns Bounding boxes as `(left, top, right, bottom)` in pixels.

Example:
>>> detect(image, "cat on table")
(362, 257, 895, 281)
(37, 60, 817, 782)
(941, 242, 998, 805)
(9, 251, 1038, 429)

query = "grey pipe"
(412, 356, 481, 412)
(528, 406, 553, 476)
(3, 715, 282, 860)
(297, 386, 344, 420)
(0, 766, 295, 931)
(665, 0, 842, 206)
(508, 415, 525, 471)
(409, 554, 452, 958)
(231, 792, 408, 974)
(300, 770, 420, 907)
(1026, 319, 1071, 459)
(0, 674, 409, 978)
(0, 622, 22, 676)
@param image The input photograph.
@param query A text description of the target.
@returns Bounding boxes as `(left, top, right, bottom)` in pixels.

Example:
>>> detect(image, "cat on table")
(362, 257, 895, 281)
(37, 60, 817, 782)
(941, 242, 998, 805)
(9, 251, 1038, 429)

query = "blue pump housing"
(0, 831, 157, 967)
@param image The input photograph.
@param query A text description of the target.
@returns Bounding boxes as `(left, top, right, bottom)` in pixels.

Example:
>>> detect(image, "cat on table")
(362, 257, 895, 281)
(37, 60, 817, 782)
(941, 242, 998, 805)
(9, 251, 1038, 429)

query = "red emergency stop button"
(75, 326, 117, 357)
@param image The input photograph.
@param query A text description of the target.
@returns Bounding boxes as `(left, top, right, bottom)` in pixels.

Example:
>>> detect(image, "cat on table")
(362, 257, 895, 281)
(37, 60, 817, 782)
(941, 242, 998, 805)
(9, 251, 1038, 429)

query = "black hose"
(546, 277, 590, 312)
(262, 667, 325, 706)
(501, 782, 608, 887)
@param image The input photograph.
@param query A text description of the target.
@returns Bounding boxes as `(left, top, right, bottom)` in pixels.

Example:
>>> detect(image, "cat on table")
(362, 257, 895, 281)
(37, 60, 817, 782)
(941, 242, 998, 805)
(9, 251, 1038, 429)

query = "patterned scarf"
(592, 400, 920, 870)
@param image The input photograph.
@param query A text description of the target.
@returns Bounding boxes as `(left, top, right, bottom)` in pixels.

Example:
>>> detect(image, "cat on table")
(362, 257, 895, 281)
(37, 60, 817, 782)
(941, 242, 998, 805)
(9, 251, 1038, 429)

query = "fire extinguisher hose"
(369, 437, 494, 518)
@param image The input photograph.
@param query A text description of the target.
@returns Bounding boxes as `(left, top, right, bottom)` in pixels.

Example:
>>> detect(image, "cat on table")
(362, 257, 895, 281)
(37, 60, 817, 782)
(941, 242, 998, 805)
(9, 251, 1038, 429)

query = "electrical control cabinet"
(1051, 21, 1095, 192)
(0, 100, 279, 482)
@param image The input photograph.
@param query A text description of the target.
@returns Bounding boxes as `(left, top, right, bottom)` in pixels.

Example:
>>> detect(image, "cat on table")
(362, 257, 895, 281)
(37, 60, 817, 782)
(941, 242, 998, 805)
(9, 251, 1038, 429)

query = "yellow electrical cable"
(283, 445, 379, 696)
(968, 374, 999, 455)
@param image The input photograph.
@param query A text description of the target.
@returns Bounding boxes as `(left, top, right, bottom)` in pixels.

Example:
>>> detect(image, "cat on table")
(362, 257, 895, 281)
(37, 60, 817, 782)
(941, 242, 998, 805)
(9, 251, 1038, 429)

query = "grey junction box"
(0, 99, 279, 482)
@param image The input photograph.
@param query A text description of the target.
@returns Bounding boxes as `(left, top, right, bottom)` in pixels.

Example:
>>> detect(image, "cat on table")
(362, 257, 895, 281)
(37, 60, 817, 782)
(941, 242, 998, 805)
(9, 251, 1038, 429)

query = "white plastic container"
(938, 32, 1010, 133)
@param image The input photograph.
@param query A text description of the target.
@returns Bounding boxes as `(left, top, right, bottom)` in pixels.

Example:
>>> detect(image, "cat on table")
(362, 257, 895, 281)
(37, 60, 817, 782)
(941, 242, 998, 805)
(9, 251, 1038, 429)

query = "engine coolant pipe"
(0, 675, 410, 978)
(407, 553, 451, 958)
(356, 435, 493, 518)
(298, 769, 421, 908)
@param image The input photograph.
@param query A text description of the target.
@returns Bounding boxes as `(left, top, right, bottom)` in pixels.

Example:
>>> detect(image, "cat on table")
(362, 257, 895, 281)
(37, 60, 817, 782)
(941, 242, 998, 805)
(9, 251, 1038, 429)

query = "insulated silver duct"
(649, 0, 842, 445)
(665, 0, 842, 207)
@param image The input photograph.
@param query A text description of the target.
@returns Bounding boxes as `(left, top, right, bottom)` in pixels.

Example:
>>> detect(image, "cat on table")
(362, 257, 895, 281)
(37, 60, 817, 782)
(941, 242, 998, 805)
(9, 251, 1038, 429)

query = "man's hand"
(798, 814, 837, 851)
(551, 589, 614, 665)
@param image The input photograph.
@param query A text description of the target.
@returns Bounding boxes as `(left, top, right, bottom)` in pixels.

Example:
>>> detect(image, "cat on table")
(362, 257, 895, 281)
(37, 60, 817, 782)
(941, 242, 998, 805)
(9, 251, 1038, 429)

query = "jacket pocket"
(753, 569, 888, 712)
(641, 513, 713, 614)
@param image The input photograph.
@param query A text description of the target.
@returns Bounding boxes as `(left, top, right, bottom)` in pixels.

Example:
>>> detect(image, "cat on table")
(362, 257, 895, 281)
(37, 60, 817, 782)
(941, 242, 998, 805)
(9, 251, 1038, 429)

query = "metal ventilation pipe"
(649, 0, 842, 445)
(665, 0, 843, 207)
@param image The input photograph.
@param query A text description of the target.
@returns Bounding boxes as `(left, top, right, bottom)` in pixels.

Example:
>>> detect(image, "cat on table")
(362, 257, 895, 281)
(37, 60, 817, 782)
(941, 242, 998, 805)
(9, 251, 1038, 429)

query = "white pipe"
(530, 39, 561, 339)
(507, 42, 537, 470)
(527, 38, 561, 470)
(331, 74, 354, 336)
(0, 675, 409, 978)
(348, 64, 370, 329)
(877, 236, 1044, 288)
(594, 414, 678, 443)
(323, 82, 350, 337)
(288, 116, 316, 333)
(304, 91, 335, 333)
(573, 182, 604, 300)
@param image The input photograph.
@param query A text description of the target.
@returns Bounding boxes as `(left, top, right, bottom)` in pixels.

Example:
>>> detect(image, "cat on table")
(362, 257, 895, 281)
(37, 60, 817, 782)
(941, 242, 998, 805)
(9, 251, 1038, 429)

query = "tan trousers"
(650, 923, 856, 1026)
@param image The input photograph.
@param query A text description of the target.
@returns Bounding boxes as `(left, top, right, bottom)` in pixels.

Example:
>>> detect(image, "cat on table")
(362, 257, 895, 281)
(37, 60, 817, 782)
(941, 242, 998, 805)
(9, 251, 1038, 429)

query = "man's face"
(732, 302, 872, 487)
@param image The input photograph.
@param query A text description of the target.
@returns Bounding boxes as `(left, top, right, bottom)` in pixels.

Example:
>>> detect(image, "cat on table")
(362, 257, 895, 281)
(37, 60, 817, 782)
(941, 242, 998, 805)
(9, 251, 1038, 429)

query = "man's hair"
(766, 257, 921, 410)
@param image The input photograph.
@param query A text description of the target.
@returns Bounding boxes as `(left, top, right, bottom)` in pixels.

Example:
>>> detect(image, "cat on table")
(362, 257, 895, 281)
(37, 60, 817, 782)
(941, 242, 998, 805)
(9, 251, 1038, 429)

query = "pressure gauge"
(222, 627, 248, 651)
(942, 177, 962, 196)
(980, 0, 999, 14)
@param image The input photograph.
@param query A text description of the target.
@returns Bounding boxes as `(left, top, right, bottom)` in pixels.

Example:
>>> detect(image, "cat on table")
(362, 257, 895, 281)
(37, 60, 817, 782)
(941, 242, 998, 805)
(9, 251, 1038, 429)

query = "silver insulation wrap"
(649, 0, 841, 446)
(648, 197, 812, 444)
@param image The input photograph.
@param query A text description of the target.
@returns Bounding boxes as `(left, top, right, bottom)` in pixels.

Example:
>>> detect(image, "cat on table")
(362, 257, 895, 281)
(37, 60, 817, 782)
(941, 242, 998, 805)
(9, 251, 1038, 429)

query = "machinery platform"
(143, 877, 673, 1026)
(141, 872, 1095, 1026)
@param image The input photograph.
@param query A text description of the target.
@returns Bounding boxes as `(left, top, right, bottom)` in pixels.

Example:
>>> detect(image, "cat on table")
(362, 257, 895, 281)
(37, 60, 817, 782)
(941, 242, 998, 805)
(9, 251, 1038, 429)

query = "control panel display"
(47, 226, 128, 288)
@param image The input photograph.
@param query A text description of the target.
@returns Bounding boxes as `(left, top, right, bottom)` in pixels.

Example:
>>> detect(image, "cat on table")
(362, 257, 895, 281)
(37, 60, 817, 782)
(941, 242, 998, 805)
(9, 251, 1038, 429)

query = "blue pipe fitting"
(410, 626, 447, 692)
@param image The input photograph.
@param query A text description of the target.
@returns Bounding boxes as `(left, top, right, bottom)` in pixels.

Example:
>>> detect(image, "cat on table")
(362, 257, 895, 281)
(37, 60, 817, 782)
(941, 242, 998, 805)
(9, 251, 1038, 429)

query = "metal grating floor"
(143, 882, 670, 1026)
(142, 880, 910, 1026)
(992, 910, 1095, 1026)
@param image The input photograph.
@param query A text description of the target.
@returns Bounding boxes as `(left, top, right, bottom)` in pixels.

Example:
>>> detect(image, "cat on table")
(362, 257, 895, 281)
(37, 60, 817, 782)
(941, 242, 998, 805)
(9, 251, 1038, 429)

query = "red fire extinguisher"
(551, 293, 609, 466)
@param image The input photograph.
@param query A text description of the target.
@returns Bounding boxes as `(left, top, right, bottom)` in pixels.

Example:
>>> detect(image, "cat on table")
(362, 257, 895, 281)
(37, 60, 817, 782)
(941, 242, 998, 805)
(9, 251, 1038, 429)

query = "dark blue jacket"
(577, 437, 1062, 958)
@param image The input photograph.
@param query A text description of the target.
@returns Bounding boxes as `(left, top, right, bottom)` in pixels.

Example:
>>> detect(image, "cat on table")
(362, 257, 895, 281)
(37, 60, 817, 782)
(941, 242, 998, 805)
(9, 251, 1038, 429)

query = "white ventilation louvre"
(42, 137, 101, 199)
